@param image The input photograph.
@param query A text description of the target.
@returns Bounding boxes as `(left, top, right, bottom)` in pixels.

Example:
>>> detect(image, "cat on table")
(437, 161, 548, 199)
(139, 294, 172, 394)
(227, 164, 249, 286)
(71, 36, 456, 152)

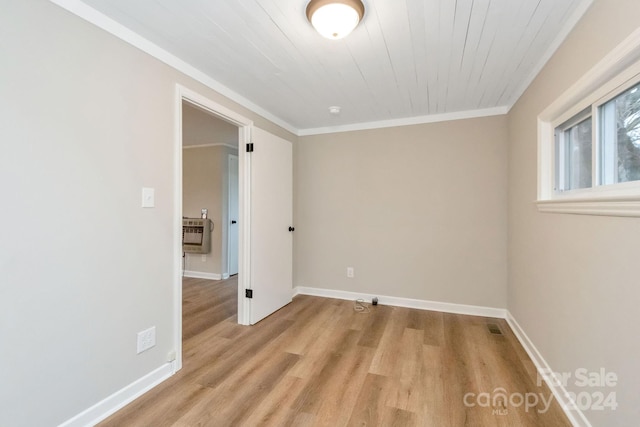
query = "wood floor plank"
(380, 407, 417, 427)
(310, 341, 375, 426)
(357, 305, 392, 348)
(174, 352, 300, 426)
(441, 312, 488, 426)
(367, 306, 409, 376)
(346, 373, 390, 426)
(241, 375, 307, 426)
(287, 307, 356, 379)
(337, 299, 376, 332)
(421, 309, 445, 346)
(99, 278, 572, 427)
(182, 278, 237, 341)
(416, 343, 447, 426)
(196, 316, 294, 389)
(290, 329, 362, 415)
(280, 301, 339, 356)
(384, 327, 425, 413)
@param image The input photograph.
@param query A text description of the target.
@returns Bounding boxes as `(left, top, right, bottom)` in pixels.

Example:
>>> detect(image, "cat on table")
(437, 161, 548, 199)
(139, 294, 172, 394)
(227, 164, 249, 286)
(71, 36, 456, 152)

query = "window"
(554, 82, 640, 193)
(598, 82, 640, 185)
(555, 110, 592, 191)
(537, 29, 640, 217)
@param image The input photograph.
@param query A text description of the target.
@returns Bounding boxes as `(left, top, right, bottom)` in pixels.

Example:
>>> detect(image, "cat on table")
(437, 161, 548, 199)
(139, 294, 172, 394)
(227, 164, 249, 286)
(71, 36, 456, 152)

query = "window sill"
(536, 196, 640, 217)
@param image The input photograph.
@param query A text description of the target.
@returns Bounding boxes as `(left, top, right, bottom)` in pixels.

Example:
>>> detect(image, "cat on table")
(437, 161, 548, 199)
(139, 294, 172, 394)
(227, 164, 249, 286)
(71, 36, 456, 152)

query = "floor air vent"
(487, 323, 503, 335)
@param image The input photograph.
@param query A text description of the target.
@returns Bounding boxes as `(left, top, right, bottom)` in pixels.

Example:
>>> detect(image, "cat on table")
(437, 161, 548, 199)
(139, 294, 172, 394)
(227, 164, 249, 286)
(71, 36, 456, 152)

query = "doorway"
(173, 86, 252, 372)
(181, 99, 240, 348)
(181, 102, 239, 280)
(173, 85, 294, 373)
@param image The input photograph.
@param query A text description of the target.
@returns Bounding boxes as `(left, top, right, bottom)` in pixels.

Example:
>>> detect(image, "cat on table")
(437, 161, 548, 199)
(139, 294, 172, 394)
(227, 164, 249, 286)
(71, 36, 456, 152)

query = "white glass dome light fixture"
(306, 0, 365, 40)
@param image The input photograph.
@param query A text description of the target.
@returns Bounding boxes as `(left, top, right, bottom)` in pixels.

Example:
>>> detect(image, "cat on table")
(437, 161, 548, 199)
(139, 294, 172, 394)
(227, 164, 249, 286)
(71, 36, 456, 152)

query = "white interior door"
(228, 154, 239, 276)
(249, 127, 293, 324)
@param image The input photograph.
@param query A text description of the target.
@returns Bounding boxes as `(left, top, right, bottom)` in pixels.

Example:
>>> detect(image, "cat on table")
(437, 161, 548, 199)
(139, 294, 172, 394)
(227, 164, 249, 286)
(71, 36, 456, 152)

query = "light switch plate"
(142, 187, 155, 208)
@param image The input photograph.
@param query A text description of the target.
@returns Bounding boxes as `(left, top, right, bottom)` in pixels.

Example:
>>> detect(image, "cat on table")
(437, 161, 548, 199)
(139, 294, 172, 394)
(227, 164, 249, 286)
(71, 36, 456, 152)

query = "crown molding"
(49, 0, 299, 136)
(297, 106, 509, 136)
(49, 0, 569, 138)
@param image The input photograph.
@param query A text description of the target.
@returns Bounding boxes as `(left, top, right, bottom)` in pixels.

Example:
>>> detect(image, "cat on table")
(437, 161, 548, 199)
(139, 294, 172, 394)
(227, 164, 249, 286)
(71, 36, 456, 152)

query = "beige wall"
(507, 0, 640, 425)
(182, 102, 239, 147)
(295, 116, 508, 308)
(182, 145, 237, 276)
(0, 1, 294, 426)
(5, 0, 639, 425)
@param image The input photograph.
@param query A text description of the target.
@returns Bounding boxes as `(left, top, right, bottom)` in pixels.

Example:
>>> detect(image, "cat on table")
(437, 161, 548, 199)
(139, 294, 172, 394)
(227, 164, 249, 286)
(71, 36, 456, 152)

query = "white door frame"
(173, 85, 252, 371)
(227, 154, 239, 277)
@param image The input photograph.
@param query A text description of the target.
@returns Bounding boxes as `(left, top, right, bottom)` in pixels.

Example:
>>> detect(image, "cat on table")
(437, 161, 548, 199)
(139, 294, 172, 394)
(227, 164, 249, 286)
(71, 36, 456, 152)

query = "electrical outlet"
(137, 326, 156, 354)
(347, 267, 354, 278)
(201, 254, 206, 262)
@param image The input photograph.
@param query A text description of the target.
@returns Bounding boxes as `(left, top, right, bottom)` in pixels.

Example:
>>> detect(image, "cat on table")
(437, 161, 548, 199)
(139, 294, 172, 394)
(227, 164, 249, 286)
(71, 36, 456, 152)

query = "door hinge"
(245, 289, 253, 298)
(246, 142, 254, 152)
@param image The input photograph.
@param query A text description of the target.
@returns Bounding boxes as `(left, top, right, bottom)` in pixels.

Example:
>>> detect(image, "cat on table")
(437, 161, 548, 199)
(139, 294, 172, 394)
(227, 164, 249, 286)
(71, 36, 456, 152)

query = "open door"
(248, 127, 293, 324)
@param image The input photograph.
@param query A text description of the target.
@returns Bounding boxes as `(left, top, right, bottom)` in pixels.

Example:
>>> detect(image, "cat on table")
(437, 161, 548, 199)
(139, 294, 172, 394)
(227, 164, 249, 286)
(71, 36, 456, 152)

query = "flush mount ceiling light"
(306, 0, 365, 40)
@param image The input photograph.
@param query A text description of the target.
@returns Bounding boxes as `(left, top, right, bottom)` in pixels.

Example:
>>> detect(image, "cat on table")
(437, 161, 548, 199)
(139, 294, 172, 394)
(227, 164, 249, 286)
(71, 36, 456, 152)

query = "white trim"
(293, 286, 506, 318)
(227, 154, 240, 277)
(57, 363, 174, 427)
(536, 196, 640, 217)
(48, 0, 592, 139)
(298, 106, 509, 136)
(537, 26, 640, 216)
(183, 143, 239, 150)
(48, 0, 298, 136)
(176, 85, 253, 336)
(183, 270, 226, 280)
(49, 0, 559, 138)
(239, 126, 252, 326)
(173, 86, 184, 372)
(178, 86, 255, 128)
(539, 27, 640, 126)
(506, 312, 592, 427)
(295, 287, 590, 427)
(292, 286, 592, 426)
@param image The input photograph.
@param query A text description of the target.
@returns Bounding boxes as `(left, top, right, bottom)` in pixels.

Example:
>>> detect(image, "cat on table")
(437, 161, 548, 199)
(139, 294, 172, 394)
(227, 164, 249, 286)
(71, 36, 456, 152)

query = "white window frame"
(554, 108, 592, 193)
(537, 27, 640, 217)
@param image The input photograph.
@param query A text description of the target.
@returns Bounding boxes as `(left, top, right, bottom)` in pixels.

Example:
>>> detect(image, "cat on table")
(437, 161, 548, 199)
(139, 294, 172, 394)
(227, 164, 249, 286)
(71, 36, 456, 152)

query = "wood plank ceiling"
(78, 0, 592, 133)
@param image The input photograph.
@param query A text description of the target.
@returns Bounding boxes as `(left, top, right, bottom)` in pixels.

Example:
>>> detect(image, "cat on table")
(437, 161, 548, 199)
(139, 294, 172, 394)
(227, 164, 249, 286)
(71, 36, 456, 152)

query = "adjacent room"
(1, 0, 638, 426)
(181, 101, 240, 344)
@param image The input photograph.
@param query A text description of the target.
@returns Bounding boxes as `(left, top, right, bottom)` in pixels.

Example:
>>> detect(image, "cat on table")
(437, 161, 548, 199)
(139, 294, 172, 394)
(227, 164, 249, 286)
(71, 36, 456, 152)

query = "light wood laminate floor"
(99, 277, 571, 426)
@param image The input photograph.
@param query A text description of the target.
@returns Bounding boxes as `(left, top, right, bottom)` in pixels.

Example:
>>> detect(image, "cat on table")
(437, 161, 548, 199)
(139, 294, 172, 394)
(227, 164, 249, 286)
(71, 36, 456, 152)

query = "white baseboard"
(183, 270, 224, 280)
(56, 289, 591, 427)
(506, 312, 592, 427)
(293, 286, 507, 318)
(58, 362, 175, 427)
